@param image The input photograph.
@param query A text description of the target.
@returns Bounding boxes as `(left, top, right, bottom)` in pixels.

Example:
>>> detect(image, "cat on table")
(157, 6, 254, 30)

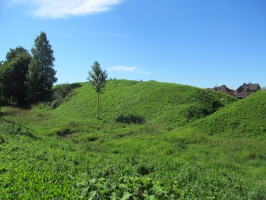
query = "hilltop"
(52, 80, 237, 127)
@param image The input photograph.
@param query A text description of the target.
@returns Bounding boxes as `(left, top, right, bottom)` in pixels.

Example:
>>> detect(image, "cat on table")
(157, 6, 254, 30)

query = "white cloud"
(109, 66, 151, 75)
(137, 70, 151, 75)
(109, 66, 137, 72)
(8, 0, 124, 18)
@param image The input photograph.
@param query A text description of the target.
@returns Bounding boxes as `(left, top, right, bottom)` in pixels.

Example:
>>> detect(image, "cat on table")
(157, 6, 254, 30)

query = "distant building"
(208, 85, 234, 96)
(208, 83, 260, 99)
(234, 83, 261, 99)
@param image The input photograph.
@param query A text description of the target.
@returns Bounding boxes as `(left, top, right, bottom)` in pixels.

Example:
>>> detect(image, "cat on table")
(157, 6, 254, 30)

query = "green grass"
(207, 89, 238, 106)
(1, 130, 265, 199)
(190, 90, 266, 139)
(0, 80, 265, 199)
(52, 80, 236, 126)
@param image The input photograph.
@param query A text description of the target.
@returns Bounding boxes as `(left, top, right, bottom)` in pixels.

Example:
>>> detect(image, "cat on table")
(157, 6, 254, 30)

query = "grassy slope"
(1, 80, 266, 198)
(52, 80, 237, 127)
(190, 90, 266, 139)
(207, 89, 238, 106)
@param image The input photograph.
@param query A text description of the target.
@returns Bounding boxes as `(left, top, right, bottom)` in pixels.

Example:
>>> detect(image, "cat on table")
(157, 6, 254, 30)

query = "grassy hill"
(1, 80, 265, 198)
(52, 80, 237, 127)
(190, 89, 266, 139)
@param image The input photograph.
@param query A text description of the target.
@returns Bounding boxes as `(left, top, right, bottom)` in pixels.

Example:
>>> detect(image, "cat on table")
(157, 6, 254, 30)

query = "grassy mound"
(0, 80, 265, 198)
(52, 80, 235, 127)
(190, 90, 266, 138)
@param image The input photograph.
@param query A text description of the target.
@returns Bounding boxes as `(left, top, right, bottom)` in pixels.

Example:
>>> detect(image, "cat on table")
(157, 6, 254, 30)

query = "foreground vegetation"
(1, 122, 265, 199)
(0, 80, 265, 199)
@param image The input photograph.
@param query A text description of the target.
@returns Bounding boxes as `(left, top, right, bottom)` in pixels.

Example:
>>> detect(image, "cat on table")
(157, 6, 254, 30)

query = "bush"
(115, 114, 145, 124)
(50, 83, 73, 109)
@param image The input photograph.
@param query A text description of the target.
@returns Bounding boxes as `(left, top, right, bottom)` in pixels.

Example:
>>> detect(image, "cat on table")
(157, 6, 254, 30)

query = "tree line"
(1, 31, 108, 120)
(0, 32, 57, 106)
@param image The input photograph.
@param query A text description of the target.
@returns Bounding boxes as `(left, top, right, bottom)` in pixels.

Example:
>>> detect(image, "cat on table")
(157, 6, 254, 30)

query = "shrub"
(50, 83, 73, 109)
(115, 114, 145, 124)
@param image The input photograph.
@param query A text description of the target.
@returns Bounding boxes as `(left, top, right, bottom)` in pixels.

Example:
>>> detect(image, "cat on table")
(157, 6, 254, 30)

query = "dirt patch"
(88, 137, 98, 142)
(57, 129, 72, 138)
(60, 134, 72, 139)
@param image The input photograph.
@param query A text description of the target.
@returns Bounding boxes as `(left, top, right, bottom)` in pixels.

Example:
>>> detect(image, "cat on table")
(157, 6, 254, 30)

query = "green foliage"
(88, 61, 108, 94)
(31, 31, 57, 94)
(207, 90, 238, 106)
(115, 114, 145, 124)
(53, 83, 72, 99)
(5, 46, 30, 62)
(26, 58, 40, 101)
(0, 33, 57, 105)
(88, 61, 108, 119)
(190, 90, 266, 139)
(0, 47, 32, 105)
(53, 80, 224, 126)
(0, 80, 265, 198)
(0, 131, 265, 199)
(50, 83, 74, 109)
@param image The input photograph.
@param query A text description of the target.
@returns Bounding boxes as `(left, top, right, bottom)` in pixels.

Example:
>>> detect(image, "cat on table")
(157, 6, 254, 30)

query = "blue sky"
(1, 0, 265, 89)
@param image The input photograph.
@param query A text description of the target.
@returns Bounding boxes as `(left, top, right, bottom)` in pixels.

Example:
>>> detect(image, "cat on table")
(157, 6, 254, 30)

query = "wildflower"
(136, 190, 142, 196)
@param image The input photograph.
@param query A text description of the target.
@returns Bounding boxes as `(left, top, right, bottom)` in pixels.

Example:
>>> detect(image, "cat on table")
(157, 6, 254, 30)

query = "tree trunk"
(97, 92, 100, 120)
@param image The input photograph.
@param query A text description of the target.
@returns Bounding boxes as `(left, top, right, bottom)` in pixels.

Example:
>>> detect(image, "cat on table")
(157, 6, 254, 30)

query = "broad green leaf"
(121, 191, 132, 200)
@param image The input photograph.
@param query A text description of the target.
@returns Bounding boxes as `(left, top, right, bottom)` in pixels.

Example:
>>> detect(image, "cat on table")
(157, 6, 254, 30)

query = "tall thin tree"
(30, 32, 57, 95)
(87, 61, 108, 119)
(26, 58, 40, 101)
